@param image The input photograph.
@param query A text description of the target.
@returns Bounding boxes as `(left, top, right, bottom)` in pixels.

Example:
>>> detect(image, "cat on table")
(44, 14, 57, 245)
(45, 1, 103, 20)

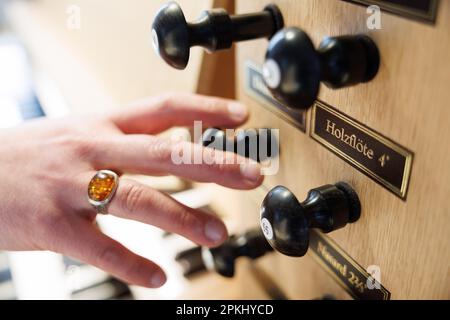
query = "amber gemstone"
(88, 171, 117, 202)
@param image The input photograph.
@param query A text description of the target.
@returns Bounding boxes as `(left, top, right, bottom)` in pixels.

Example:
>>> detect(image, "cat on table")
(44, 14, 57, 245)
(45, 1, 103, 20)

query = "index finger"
(109, 93, 249, 134)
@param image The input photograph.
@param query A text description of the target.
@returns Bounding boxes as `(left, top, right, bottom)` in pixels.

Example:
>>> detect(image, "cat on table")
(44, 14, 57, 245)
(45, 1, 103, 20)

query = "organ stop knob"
(202, 228, 273, 278)
(260, 182, 361, 257)
(152, 2, 284, 69)
(263, 27, 380, 109)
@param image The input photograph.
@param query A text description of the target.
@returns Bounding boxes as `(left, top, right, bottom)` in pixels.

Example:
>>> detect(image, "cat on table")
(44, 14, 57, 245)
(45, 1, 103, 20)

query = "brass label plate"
(310, 230, 391, 300)
(245, 61, 306, 132)
(310, 101, 413, 199)
(344, 0, 439, 23)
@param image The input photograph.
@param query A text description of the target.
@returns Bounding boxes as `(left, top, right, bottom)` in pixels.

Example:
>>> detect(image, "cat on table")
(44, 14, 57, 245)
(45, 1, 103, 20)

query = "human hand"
(0, 93, 264, 288)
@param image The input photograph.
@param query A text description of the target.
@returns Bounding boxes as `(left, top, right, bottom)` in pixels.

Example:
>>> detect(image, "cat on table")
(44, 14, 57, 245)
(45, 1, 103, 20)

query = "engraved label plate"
(311, 101, 413, 199)
(245, 61, 306, 132)
(344, 0, 439, 23)
(310, 230, 391, 300)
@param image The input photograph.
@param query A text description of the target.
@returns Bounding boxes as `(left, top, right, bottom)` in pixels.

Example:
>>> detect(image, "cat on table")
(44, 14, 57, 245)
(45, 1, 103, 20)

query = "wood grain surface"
(229, 0, 450, 299)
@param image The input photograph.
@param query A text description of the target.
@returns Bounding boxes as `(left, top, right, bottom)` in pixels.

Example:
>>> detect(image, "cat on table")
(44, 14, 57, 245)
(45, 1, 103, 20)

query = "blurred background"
(0, 0, 263, 300)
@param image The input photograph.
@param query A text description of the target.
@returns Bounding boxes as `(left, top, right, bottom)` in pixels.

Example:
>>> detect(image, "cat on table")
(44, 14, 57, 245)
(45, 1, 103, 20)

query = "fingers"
(61, 220, 167, 288)
(109, 93, 249, 134)
(88, 134, 264, 190)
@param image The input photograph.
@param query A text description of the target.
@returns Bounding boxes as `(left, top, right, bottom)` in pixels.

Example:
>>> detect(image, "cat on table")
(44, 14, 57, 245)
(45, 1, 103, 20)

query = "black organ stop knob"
(202, 228, 273, 278)
(201, 128, 278, 162)
(260, 182, 361, 257)
(152, 2, 284, 69)
(263, 27, 380, 109)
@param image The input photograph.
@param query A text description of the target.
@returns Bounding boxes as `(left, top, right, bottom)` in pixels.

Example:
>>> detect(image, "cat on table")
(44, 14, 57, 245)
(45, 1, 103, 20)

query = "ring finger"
(77, 171, 228, 247)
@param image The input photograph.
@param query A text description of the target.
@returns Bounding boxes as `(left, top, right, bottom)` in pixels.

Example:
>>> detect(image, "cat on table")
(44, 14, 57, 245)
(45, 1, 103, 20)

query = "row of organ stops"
(154, 2, 366, 277)
(152, 2, 380, 109)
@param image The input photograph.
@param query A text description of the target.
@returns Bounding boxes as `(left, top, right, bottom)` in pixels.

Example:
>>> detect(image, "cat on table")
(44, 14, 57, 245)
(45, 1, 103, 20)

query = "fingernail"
(150, 270, 167, 288)
(228, 102, 248, 121)
(240, 162, 262, 183)
(204, 219, 226, 243)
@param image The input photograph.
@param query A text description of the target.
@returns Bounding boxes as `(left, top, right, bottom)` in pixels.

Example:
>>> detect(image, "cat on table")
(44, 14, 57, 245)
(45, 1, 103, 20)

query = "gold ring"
(87, 170, 119, 215)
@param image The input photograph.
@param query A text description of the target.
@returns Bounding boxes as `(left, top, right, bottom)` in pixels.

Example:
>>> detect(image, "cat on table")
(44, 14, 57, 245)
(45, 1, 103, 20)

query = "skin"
(0, 93, 264, 288)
